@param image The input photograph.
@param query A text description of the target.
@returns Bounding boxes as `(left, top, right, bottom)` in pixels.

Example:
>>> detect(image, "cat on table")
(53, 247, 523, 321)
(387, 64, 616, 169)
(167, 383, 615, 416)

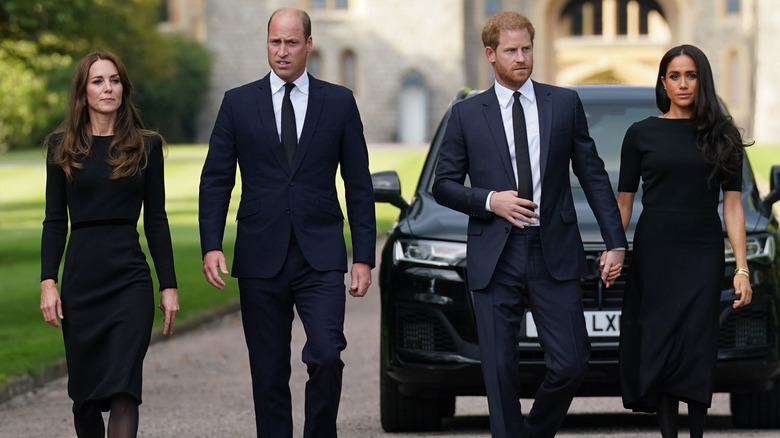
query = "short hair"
(482, 12, 535, 49)
(268, 7, 312, 40)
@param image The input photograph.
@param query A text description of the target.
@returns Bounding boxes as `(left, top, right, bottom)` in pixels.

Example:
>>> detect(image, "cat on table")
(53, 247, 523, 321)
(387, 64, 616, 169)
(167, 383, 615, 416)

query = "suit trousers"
(472, 227, 590, 438)
(238, 232, 347, 438)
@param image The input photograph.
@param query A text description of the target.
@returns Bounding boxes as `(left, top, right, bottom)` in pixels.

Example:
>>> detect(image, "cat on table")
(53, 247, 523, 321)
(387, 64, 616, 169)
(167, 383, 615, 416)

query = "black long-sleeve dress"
(41, 134, 177, 412)
(617, 117, 741, 412)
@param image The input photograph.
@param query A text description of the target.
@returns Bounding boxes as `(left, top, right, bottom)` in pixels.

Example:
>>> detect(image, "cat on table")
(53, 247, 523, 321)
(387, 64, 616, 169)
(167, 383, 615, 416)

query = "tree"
(0, 0, 211, 150)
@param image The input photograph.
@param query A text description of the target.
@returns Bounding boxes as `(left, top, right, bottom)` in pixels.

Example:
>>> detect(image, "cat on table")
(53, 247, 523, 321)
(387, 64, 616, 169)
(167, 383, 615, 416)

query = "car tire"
(730, 376, 780, 428)
(380, 343, 444, 431)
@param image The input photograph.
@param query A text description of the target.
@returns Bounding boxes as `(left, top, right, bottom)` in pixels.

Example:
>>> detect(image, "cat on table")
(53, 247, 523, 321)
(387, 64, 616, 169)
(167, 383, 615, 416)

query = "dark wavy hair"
(655, 44, 749, 187)
(48, 49, 157, 182)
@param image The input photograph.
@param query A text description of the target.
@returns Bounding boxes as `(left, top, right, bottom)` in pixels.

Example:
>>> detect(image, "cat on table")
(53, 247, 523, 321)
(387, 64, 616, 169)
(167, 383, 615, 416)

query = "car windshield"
(424, 91, 660, 194)
(582, 101, 660, 178)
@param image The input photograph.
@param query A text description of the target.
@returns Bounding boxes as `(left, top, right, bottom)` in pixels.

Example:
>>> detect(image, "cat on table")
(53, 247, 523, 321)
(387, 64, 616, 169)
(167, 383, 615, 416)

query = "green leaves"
(0, 0, 211, 150)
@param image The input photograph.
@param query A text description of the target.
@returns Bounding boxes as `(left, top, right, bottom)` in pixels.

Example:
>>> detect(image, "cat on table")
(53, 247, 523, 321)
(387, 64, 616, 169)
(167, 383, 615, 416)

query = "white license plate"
(525, 310, 621, 338)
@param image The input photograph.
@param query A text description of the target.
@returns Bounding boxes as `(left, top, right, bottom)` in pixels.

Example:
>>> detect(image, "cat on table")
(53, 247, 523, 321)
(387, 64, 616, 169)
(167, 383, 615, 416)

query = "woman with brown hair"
(39, 49, 179, 438)
(616, 44, 752, 437)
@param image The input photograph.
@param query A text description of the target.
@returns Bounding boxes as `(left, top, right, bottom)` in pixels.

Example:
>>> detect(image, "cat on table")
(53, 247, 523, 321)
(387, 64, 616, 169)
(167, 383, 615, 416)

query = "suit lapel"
(255, 75, 290, 171)
(534, 81, 552, 184)
(480, 87, 516, 187)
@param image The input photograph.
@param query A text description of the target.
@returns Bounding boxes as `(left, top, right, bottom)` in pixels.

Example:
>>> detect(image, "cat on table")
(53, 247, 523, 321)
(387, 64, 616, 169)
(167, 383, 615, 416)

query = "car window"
(583, 102, 660, 175)
(424, 96, 659, 193)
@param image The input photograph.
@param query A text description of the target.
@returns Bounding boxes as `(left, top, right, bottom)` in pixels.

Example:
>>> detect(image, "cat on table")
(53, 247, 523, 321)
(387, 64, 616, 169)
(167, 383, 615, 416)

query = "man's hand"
(203, 250, 229, 290)
(599, 249, 625, 288)
(349, 262, 372, 297)
(489, 190, 538, 228)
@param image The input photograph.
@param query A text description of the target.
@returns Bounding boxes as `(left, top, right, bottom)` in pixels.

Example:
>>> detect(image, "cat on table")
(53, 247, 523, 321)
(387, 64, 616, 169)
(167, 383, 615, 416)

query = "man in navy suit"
(198, 7, 375, 438)
(433, 12, 626, 438)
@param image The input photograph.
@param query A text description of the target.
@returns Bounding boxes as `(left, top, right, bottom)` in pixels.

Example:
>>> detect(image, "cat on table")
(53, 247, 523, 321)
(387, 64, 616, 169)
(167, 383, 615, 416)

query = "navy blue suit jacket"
(199, 73, 376, 278)
(433, 82, 626, 291)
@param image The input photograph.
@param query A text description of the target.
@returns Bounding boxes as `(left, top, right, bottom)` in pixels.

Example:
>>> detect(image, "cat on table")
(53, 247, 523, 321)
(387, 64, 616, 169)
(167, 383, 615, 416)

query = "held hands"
(158, 288, 180, 335)
(732, 271, 753, 309)
(599, 249, 625, 288)
(349, 262, 372, 297)
(490, 190, 538, 228)
(203, 250, 229, 290)
(40, 279, 63, 329)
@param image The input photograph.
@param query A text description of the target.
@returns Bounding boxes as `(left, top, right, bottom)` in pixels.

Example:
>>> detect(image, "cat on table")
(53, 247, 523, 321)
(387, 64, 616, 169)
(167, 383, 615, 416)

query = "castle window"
(340, 50, 357, 93)
(559, 0, 664, 37)
(485, 0, 501, 16)
(310, 0, 349, 10)
(309, 51, 322, 78)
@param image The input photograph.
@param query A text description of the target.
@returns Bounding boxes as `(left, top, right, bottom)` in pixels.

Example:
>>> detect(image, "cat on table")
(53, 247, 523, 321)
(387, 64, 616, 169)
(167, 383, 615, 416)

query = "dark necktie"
(281, 82, 297, 166)
(512, 91, 533, 209)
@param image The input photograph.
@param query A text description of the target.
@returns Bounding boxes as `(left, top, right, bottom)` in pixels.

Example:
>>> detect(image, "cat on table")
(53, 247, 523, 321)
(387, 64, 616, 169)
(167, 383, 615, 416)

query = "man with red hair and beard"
(433, 12, 626, 438)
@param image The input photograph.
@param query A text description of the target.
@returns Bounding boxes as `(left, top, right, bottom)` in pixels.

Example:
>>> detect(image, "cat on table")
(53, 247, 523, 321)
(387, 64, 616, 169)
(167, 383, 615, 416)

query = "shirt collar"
(270, 70, 310, 96)
(494, 79, 536, 109)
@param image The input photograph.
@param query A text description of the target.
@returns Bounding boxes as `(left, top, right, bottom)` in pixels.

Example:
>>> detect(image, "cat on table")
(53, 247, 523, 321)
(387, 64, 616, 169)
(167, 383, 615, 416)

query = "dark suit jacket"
(199, 73, 376, 278)
(433, 82, 626, 291)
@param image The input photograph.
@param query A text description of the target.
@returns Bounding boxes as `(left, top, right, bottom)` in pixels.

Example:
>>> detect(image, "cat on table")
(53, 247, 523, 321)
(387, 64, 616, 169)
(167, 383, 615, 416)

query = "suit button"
(289, 182, 294, 186)
(505, 226, 511, 233)
(285, 208, 291, 214)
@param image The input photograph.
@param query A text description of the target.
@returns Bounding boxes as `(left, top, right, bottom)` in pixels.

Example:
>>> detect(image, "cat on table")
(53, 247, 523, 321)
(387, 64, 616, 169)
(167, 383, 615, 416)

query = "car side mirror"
(762, 165, 780, 208)
(372, 171, 409, 210)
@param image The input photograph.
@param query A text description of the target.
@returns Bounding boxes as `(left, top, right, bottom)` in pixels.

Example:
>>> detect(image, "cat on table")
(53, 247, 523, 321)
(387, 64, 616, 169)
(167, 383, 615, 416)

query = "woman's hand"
(40, 279, 63, 329)
(158, 288, 180, 335)
(599, 250, 624, 287)
(732, 273, 753, 309)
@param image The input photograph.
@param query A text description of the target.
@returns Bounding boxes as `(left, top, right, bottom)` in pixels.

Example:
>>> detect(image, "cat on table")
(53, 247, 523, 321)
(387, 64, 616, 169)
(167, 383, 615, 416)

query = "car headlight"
(393, 239, 467, 267)
(725, 233, 776, 264)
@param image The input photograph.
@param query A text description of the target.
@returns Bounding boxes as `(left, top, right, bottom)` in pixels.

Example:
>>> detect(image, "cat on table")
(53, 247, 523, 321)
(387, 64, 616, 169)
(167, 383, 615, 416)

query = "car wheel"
(380, 343, 444, 431)
(730, 376, 780, 428)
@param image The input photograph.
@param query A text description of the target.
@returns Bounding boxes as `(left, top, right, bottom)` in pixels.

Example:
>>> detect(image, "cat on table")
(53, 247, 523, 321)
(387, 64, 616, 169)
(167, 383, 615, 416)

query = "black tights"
(74, 394, 139, 438)
(656, 393, 708, 438)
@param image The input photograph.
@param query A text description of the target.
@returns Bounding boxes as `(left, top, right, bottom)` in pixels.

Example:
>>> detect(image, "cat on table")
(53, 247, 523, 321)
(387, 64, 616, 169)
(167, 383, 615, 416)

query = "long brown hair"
(655, 45, 749, 186)
(48, 50, 155, 181)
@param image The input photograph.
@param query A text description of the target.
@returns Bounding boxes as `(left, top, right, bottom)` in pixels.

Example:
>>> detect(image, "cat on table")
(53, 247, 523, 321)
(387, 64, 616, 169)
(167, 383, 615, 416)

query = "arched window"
(559, 0, 664, 37)
(484, 0, 501, 16)
(340, 50, 357, 92)
(398, 71, 429, 144)
(308, 51, 322, 78)
(727, 50, 740, 107)
(309, 0, 349, 10)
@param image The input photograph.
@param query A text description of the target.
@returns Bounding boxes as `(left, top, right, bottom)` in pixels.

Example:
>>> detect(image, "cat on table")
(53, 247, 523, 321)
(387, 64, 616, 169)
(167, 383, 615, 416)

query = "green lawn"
(0, 144, 426, 386)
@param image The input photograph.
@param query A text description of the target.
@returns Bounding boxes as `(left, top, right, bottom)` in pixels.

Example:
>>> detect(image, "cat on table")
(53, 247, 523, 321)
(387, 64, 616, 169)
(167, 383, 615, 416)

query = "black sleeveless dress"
(617, 117, 741, 412)
(41, 135, 177, 412)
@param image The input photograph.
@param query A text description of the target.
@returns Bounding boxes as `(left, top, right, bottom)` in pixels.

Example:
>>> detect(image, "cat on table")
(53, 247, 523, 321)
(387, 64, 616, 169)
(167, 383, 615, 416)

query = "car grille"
(396, 308, 456, 352)
(718, 302, 773, 350)
(580, 251, 629, 309)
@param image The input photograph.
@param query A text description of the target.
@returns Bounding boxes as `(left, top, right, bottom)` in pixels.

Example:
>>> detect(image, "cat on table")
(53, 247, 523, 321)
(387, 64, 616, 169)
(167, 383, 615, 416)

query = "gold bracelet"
(734, 268, 750, 278)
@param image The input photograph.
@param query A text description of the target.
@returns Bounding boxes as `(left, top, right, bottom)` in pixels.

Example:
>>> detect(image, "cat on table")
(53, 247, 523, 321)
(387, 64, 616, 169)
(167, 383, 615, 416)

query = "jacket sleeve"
(143, 135, 178, 290)
(199, 92, 238, 257)
(40, 139, 69, 283)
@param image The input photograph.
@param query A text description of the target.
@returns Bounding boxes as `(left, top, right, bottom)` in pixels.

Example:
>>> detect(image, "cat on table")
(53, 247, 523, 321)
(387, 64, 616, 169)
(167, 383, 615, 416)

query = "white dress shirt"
(486, 79, 542, 226)
(270, 70, 309, 142)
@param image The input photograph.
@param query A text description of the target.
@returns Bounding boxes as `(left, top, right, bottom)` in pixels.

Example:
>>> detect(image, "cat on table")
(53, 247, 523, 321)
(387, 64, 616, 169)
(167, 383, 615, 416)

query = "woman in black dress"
(39, 50, 179, 438)
(613, 45, 752, 438)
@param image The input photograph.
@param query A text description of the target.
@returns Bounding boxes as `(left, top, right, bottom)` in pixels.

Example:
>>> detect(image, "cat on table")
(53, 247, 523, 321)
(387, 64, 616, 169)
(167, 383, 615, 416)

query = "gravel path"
(1, 252, 773, 437)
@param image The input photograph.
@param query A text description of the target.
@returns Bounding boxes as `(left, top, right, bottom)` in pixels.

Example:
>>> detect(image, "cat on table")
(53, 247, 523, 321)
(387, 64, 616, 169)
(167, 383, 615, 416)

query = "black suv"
(373, 85, 780, 431)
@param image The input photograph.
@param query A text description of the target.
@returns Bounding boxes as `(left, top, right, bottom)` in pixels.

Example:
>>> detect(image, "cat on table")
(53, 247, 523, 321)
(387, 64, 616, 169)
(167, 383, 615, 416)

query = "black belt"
(509, 225, 540, 235)
(71, 218, 136, 230)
